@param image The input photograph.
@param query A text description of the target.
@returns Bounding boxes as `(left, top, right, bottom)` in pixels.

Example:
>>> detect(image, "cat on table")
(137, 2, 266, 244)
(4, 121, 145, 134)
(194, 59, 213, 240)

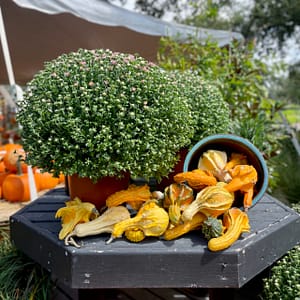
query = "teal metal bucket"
(183, 134, 269, 207)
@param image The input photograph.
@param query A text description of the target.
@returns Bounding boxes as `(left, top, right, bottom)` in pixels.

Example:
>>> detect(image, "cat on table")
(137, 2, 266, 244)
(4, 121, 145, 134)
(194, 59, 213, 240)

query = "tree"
(112, 0, 300, 50)
(241, 0, 300, 48)
(110, 0, 180, 19)
(271, 62, 300, 105)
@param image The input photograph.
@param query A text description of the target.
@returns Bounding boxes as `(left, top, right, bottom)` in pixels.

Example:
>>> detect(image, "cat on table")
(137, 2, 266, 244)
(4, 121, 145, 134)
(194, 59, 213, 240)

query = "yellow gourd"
(208, 207, 250, 252)
(64, 206, 131, 247)
(164, 212, 206, 241)
(182, 182, 234, 221)
(106, 184, 152, 210)
(107, 201, 169, 243)
(125, 228, 145, 242)
(198, 149, 232, 182)
(174, 169, 217, 190)
(55, 197, 99, 240)
(164, 183, 194, 225)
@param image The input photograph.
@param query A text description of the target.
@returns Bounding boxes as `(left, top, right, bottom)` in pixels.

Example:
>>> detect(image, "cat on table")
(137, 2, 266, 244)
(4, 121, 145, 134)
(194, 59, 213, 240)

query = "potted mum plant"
(157, 70, 231, 189)
(17, 48, 195, 208)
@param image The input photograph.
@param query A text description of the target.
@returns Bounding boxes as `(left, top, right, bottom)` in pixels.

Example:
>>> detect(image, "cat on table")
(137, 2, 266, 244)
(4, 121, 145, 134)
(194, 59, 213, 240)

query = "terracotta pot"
(68, 173, 130, 210)
(156, 148, 189, 191)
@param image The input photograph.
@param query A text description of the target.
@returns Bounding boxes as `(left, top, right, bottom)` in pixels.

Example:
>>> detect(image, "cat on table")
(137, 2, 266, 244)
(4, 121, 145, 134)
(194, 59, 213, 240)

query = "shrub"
(261, 205, 300, 300)
(17, 49, 195, 182)
(158, 37, 284, 159)
(169, 70, 231, 143)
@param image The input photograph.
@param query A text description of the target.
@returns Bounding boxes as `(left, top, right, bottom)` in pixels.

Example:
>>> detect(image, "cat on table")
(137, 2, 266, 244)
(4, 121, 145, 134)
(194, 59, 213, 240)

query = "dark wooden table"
(10, 188, 300, 299)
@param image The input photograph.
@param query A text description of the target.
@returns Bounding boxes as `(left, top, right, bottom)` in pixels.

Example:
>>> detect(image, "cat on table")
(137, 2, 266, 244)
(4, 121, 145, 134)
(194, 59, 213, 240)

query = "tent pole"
(0, 6, 16, 86)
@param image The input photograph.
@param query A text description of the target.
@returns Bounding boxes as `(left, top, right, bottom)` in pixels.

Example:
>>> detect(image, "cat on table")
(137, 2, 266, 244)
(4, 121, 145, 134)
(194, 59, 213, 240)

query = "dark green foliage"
(272, 63, 300, 105)
(243, 0, 300, 48)
(158, 37, 283, 157)
(159, 38, 266, 119)
(270, 138, 300, 204)
(0, 227, 52, 300)
(169, 70, 231, 143)
(17, 49, 195, 182)
(261, 245, 300, 300)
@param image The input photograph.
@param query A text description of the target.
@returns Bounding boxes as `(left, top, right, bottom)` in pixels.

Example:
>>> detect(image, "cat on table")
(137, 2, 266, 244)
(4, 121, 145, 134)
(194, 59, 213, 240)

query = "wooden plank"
(10, 191, 300, 291)
(69, 240, 239, 288)
(120, 288, 170, 299)
(0, 199, 27, 224)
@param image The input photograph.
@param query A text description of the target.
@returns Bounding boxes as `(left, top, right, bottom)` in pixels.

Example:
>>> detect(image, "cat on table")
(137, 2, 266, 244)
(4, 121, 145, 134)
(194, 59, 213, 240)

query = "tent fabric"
(13, 0, 243, 45)
(0, 0, 243, 85)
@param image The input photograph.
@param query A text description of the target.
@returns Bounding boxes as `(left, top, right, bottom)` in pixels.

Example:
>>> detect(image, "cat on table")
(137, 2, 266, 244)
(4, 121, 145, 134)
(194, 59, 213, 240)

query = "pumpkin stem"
(16, 152, 23, 176)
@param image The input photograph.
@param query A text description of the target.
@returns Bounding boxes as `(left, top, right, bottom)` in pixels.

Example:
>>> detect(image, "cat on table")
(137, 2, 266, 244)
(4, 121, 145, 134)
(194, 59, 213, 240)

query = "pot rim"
(183, 134, 269, 207)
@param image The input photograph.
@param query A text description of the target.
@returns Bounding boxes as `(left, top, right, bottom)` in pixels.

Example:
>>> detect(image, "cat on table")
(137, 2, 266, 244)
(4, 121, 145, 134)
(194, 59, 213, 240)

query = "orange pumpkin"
(0, 161, 6, 173)
(0, 171, 12, 198)
(2, 173, 30, 202)
(1, 143, 22, 151)
(3, 147, 28, 173)
(0, 171, 11, 187)
(34, 170, 59, 191)
(58, 172, 65, 184)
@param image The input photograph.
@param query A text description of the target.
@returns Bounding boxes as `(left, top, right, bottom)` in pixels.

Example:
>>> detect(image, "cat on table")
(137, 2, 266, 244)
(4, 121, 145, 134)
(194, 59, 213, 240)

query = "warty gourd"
(107, 200, 169, 243)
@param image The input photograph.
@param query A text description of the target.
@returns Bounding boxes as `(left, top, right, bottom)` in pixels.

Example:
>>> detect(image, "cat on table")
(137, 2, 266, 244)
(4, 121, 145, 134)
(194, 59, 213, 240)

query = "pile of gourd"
(0, 143, 64, 202)
(56, 150, 258, 252)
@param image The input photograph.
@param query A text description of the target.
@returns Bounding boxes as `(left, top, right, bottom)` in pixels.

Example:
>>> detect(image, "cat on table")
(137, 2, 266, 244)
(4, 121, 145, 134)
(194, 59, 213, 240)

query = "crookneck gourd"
(106, 184, 152, 210)
(64, 206, 131, 247)
(55, 197, 99, 240)
(107, 200, 169, 243)
(224, 153, 248, 171)
(164, 212, 206, 241)
(173, 169, 217, 190)
(225, 165, 258, 210)
(181, 182, 234, 222)
(208, 207, 250, 252)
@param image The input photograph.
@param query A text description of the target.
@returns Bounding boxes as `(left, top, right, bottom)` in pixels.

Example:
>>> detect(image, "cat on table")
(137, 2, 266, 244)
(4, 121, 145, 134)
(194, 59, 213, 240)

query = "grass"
(282, 104, 300, 125)
(0, 225, 52, 300)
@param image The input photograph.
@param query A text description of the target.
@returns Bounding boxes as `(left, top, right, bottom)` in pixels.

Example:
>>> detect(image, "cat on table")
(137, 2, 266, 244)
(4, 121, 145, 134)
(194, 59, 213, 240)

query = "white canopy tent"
(0, 0, 243, 85)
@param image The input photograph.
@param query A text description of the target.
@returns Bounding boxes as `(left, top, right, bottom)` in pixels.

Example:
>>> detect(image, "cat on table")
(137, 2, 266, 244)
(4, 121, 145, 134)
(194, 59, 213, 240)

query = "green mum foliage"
(169, 70, 231, 143)
(17, 49, 195, 182)
(262, 245, 300, 300)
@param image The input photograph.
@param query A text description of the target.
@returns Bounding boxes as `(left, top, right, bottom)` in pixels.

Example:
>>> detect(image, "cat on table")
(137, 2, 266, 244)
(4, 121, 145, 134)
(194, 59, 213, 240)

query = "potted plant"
(169, 70, 231, 143)
(17, 48, 195, 208)
(157, 70, 231, 189)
